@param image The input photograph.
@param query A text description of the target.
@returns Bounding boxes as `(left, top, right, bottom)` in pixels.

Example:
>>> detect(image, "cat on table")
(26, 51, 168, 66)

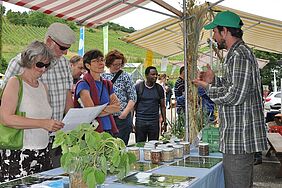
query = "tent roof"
(4, 0, 150, 27)
(122, 5, 282, 55)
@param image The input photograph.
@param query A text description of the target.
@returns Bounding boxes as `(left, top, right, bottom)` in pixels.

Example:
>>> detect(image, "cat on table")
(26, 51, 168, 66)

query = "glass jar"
(143, 147, 152, 161)
(199, 142, 209, 156)
(179, 141, 190, 155)
(151, 149, 162, 164)
(128, 147, 140, 161)
(162, 148, 174, 162)
(173, 145, 184, 159)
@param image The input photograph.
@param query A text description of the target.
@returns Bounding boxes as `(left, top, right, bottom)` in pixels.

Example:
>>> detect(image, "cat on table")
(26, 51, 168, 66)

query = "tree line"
(0, 5, 136, 33)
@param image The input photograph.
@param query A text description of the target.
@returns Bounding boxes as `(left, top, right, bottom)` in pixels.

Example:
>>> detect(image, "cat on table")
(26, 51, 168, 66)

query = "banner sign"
(78, 26, 85, 56)
(103, 25, 109, 54)
(144, 50, 153, 68)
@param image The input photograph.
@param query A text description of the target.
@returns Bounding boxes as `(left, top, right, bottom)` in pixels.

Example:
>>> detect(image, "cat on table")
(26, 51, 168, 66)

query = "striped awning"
(122, 5, 282, 56)
(3, 0, 150, 27)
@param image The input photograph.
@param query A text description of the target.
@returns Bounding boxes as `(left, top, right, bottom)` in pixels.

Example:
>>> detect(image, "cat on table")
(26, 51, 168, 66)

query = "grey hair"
(20, 41, 54, 68)
(70, 55, 82, 65)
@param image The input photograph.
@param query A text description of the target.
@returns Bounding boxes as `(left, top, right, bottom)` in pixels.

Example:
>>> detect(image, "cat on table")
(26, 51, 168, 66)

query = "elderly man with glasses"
(3, 22, 76, 168)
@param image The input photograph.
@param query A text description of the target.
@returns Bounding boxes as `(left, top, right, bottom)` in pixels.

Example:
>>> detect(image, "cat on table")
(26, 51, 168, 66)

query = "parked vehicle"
(264, 92, 282, 111)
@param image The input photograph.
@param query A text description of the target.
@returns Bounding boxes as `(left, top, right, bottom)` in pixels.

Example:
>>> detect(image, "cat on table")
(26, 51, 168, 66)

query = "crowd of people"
(0, 10, 269, 188)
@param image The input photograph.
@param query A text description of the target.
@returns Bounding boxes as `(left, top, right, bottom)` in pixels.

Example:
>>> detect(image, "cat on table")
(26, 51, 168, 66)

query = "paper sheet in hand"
(60, 103, 107, 133)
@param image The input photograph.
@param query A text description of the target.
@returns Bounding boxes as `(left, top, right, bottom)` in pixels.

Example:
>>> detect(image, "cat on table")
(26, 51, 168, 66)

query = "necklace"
(145, 82, 155, 89)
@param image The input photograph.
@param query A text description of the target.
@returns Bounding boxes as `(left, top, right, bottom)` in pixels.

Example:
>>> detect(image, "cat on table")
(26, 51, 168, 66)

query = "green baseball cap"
(204, 11, 243, 30)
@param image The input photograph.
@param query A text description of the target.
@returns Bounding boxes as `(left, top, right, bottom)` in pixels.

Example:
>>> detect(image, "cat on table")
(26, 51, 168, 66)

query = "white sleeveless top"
(19, 80, 52, 149)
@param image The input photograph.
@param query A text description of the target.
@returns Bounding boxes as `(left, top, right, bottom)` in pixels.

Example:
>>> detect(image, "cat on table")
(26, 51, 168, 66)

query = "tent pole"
(183, 0, 189, 142)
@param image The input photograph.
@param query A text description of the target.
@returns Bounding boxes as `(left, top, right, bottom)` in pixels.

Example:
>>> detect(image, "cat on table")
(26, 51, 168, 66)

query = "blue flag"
(78, 26, 85, 56)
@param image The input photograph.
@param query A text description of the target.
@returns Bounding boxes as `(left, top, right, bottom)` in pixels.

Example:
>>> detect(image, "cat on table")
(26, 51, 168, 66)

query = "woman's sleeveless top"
(19, 80, 52, 149)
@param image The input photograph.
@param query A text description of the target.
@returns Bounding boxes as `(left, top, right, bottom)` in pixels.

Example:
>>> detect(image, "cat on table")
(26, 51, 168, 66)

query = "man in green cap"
(193, 11, 268, 188)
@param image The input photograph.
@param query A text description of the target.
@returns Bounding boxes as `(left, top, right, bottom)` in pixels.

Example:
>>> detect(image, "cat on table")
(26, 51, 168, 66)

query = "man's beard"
(217, 39, 227, 50)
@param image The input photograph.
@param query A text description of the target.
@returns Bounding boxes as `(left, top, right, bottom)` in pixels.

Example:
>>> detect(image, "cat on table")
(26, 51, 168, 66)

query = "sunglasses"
(51, 38, 70, 51)
(36, 61, 51, 69)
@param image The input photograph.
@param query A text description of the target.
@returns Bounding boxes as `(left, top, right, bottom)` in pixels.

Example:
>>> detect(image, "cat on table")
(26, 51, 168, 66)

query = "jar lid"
(151, 149, 162, 152)
(128, 147, 139, 150)
(173, 145, 184, 149)
(162, 148, 174, 152)
(199, 143, 209, 146)
(143, 148, 152, 151)
(166, 143, 174, 147)
(179, 141, 190, 145)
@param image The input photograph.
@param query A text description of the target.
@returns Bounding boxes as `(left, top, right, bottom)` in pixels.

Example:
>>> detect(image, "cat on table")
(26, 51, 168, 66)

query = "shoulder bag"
(0, 75, 25, 150)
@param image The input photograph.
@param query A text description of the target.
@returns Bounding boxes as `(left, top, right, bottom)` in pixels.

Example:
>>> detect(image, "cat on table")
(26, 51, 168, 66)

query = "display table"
(0, 148, 224, 188)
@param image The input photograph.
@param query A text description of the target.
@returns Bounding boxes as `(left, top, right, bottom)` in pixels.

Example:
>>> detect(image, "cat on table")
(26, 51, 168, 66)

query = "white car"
(264, 92, 281, 111)
(0, 79, 3, 89)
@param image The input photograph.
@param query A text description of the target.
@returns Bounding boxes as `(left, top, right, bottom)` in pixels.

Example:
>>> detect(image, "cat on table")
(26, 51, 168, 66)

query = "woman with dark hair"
(74, 49, 119, 135)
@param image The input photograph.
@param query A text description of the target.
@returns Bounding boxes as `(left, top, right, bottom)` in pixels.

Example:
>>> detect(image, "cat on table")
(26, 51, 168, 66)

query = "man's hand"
(161, 122, 168, 134)
(199, 64, 215, 84)
(192, 78, 209, 89)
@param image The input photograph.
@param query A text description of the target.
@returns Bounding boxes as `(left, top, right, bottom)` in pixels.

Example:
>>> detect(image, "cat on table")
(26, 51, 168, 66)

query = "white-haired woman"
(0, 41, 64, 181)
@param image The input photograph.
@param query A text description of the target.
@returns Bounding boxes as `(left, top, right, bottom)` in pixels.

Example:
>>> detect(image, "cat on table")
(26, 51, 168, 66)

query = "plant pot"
(69, 172, 87, 188)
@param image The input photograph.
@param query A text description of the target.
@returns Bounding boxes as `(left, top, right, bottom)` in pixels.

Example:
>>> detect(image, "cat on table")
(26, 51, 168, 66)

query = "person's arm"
(0, 77, 64, 132)
(100, 93, 120, 117)
(79, 89, 95, 107)
(3, 54, 22, 87)
(64, 60, 74, 113)
(119, 100, 135, 119)
(158, 86, 167, 132)
(160, 98, 167, 132)
(119, 75, 137, 119)
(64, 90, 74, 113)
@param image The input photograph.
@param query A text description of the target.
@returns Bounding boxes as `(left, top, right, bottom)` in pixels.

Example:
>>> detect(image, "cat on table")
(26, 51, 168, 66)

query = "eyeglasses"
(36, 62, 51, 69)
(112, 63, 123, 67)
(91, 58, 105, 63)
(50, 38, 70, 51)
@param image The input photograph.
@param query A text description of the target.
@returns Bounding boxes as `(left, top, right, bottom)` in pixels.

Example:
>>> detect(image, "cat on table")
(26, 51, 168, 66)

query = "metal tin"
(179, 141, 190, 155)
(162, 148, 174, 162)
(199, 142, 209, 156)
(128, 147, 140, 161)
(151, 149, 162, 164)
(173, 145, 184, 159)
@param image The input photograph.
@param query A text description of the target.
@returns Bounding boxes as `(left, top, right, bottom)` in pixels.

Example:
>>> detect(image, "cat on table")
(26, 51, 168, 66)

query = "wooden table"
(266, 133, 282, 178)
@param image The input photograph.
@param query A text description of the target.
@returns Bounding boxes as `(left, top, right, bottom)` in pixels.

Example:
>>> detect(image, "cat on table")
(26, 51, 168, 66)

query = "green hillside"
(1, 20, 184, 81)
(2, 20, 163, 63)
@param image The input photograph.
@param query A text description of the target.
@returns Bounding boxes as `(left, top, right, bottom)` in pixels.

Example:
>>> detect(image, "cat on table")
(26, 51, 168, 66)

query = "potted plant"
(52, 122, 136, 188)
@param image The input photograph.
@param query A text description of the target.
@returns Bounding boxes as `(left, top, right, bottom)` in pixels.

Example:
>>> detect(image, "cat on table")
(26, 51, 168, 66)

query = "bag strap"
(111, 70, 123, 84)
(14, 75, 23, 112)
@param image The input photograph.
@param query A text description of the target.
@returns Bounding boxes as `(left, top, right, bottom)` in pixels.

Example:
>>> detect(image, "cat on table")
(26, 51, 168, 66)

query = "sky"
(2, 0, 282, 30)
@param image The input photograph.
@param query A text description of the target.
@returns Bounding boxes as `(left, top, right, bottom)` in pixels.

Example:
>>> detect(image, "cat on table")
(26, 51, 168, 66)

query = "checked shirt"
(207, 40, 268, 154)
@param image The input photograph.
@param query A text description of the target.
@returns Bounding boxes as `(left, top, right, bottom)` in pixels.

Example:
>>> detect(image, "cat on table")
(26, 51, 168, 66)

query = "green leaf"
(116, 167, 126, 179)
(116, 138, 126, 148)
(109, 166, 115, 173)
(52, 131, 65, 148)
(86, 169, 96, 188)
(127, 152, 137, 164)
(95, 169, 106, 184)
(99, 155, 107, 174)
(69, 145, 80, 153)
(112, 150, 121, 167)
(101, 132, 112, 140)
(83, 167, 94, 182)
(85, 131, 101, 149)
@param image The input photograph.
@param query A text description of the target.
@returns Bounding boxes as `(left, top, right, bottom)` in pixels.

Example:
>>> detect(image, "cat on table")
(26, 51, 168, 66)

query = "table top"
(0, 148, 225, 188)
